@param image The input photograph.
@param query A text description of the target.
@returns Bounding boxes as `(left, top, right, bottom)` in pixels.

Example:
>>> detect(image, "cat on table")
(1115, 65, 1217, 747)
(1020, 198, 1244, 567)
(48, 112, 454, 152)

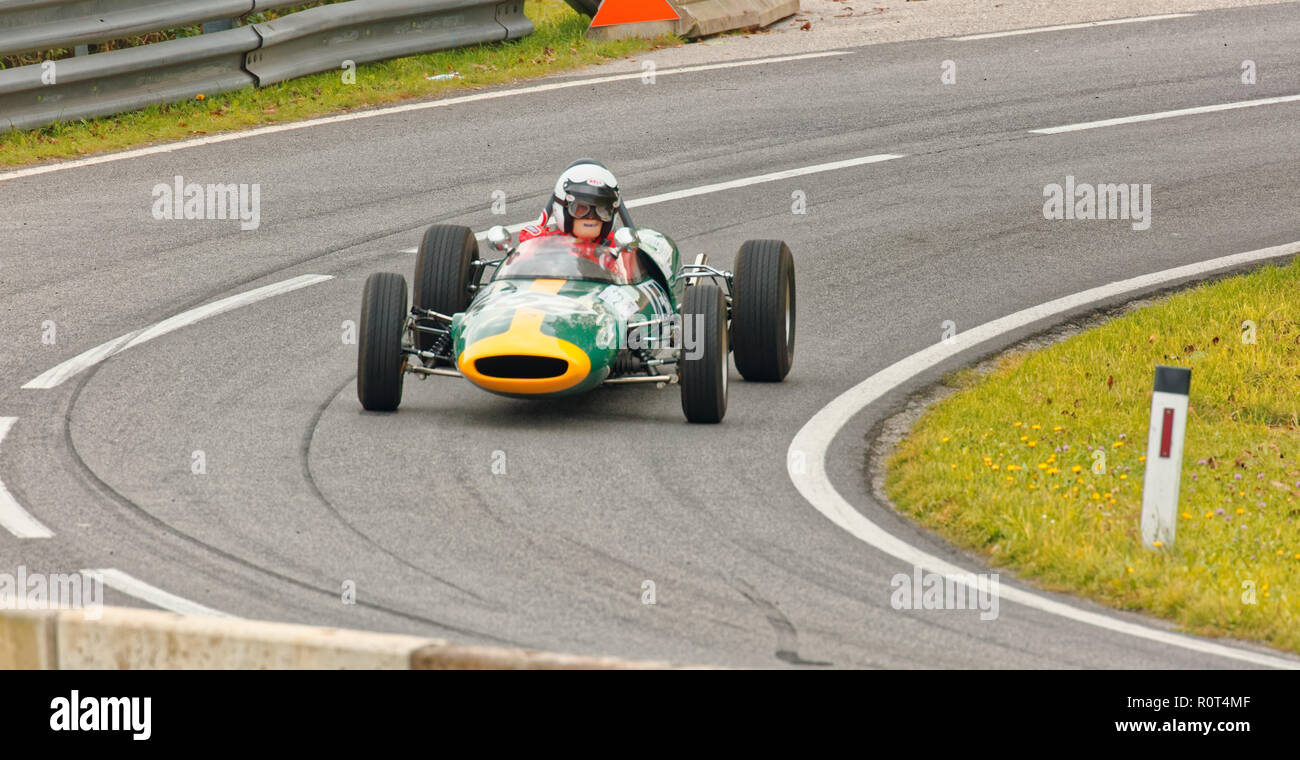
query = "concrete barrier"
(411, 642, 669, 669)
(0, 609, 57, 669)
(0, 606, 675, 669)
(586, 0, 799, 40)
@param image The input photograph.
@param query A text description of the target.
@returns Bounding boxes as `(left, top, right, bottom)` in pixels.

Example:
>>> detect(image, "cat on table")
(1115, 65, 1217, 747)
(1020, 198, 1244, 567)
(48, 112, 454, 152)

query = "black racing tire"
(680, 282, 728, 424)
(357, 272, 407, 412)
(731, 239, 795, 382)
(413, 224, 477, 352)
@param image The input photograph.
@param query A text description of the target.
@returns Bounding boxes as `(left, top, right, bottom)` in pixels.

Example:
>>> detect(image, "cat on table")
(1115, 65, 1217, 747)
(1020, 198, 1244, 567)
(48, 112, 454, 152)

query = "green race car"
(356, 221, 795, 423)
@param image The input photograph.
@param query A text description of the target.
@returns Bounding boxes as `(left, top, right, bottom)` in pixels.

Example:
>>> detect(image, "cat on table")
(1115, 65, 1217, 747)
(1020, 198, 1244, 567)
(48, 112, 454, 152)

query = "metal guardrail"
(0, 0, 533, 131)
(0, 1, 244, 58)
(0, 24, 260, 131)
(0, 1, 299, 57)
(246, 0, 526, 86)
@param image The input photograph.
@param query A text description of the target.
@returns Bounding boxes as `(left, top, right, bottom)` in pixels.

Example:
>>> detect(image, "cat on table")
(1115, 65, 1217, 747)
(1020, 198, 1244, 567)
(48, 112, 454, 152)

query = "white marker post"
(1140, 366, 1191, 549)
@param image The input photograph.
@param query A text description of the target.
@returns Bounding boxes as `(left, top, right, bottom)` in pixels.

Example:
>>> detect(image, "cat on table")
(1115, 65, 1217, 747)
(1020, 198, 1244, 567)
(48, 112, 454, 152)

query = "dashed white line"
(0, 51, 850, 185)
(0, 418, 53, 539)
(23, 273, 333, 390)
(788, 239, 1300, 669)
(626, 154, 906, 208)
(401, 153, 907, 253)
(949, 13, 1195, 41)
(84, 568, 231, 617)
(1031, 93, 1300, 134)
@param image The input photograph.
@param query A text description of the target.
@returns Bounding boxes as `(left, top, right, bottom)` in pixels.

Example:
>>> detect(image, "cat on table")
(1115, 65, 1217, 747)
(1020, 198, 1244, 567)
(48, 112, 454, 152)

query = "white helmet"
(548, 159, 622, 238)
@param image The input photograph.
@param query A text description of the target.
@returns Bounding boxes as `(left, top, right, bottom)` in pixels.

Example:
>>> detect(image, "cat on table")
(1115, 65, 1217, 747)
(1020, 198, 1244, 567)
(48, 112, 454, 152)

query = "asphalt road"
(2, 3, 1298, 667)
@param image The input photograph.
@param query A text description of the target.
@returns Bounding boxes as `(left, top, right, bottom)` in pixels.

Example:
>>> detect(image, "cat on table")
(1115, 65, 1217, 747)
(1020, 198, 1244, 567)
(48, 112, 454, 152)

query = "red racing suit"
(517, 211, 615, 246)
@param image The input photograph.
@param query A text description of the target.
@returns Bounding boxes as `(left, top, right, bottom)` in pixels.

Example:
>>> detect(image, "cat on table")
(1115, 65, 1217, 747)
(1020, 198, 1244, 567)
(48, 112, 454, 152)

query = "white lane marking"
(949, 13, 1195, 41)
(23, 273, 333, 390)
(626, 154, 906, 209)
(84, 568, 231, 617)
(788, 240, 1300, 670)
(0, 418, 53, 539)
(1031, 93, 1300, 134)
(401, 153, 907, 252)
(0, 51, 850, 184)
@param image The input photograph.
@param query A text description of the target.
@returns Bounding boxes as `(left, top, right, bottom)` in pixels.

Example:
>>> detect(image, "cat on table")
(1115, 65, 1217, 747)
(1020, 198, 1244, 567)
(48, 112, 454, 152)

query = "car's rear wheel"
(357, 272, 407, 412)
(414, 224, 477, 354)
(731, 239, 795, 382)
(680, 282, 728, 423)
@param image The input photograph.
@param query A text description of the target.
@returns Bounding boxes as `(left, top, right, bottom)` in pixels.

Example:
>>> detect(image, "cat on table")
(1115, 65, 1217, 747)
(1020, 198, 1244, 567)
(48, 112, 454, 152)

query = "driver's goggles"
(567, 200, 614, 222)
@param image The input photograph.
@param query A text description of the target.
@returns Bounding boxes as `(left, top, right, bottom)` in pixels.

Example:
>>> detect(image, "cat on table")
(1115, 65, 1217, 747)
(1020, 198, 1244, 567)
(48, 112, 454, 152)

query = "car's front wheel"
(413, 224, 477, 355)
(357, 272, 408, 412)
(680, 282, 728, 423)
(731, 239, 795, 382)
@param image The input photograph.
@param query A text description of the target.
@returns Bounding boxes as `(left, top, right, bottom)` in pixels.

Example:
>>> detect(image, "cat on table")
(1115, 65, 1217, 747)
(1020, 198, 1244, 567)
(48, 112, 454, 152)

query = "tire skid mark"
(733, 579, 832, 667)
(302, 374, 500, 607)
(49, 280, 514, 644)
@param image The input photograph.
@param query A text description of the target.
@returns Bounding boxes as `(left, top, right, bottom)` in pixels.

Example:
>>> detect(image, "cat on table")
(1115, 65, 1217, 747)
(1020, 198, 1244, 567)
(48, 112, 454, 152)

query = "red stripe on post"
(1159, 408, 1174, 458)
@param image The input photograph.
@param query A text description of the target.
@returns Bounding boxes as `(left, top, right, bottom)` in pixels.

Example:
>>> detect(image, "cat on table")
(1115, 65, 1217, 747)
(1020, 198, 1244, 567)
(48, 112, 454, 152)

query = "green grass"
(0, 1, 677, 168)
(886, 259, 1300, 653)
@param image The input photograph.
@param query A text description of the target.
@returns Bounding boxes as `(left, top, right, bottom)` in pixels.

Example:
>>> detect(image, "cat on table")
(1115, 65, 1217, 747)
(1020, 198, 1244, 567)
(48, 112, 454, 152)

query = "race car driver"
(518, 160, 623, 245)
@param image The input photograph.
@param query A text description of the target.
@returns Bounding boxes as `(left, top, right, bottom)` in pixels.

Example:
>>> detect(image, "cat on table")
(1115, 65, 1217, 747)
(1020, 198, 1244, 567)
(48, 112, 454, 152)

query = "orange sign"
(590, 0, 680, 27)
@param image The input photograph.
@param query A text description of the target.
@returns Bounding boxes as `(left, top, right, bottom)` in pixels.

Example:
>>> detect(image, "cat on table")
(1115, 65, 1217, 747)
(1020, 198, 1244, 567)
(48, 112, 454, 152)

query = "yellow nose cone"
(458, 306, 591, 395)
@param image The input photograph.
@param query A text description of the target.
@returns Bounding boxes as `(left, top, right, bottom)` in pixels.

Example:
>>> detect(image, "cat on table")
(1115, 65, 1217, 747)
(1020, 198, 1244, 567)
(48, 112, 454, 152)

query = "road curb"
(0, 606, 679, 669)
(0, 609, 57, 669)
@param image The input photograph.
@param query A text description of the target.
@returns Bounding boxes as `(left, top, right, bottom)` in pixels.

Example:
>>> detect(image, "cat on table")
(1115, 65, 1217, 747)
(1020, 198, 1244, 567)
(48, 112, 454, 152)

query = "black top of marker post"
(1153, 365, 1191, 395)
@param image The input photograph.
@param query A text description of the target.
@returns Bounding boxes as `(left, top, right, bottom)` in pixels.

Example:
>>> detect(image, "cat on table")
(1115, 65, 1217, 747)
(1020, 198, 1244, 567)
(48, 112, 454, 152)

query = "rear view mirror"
(613, 227, 639, 253)
(487, 225, 511, 252)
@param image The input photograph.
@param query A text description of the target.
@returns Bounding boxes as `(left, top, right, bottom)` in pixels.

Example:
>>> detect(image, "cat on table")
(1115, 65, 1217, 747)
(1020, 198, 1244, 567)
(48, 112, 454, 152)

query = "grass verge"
(886, 259, 1300, 653)
(0, 0, 677, 168)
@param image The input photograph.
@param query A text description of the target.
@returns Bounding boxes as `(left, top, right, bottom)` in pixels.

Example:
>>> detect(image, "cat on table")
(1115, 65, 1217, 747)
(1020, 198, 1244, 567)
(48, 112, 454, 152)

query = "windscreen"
(494, 236, 643, 285)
